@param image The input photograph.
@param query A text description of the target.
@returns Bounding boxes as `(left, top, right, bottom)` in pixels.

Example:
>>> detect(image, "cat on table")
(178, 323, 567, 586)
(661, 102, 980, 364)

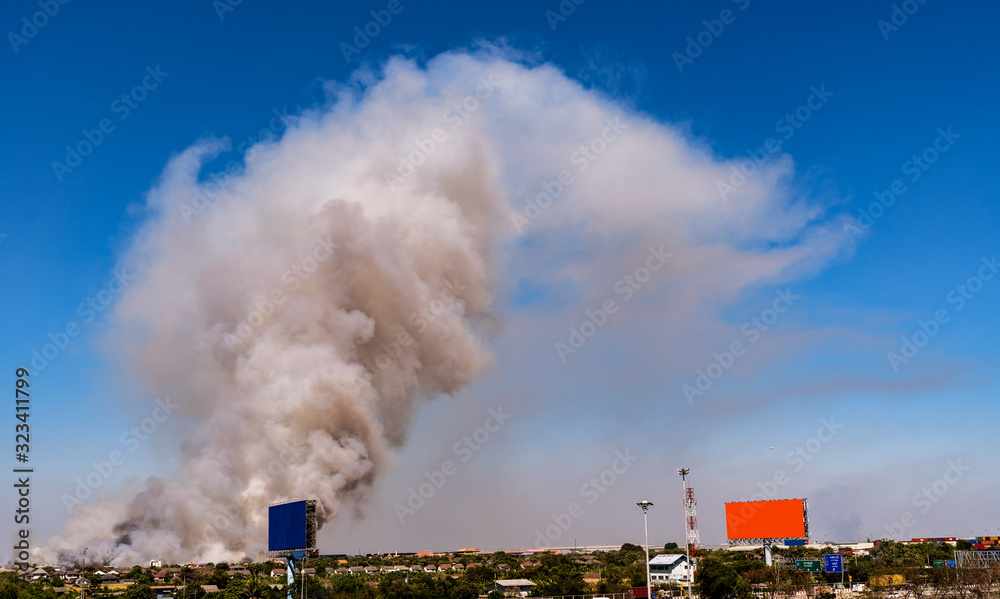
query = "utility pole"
(677, 469, 698, 599)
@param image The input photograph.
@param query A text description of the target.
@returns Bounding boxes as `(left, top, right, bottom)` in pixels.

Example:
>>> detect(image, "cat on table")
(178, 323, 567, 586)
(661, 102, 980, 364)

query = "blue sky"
(2, 0, 999, 562)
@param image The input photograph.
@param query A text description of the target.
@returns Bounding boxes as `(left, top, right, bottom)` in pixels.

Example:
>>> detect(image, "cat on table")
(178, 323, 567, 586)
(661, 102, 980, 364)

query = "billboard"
(824, 555, 843, 573)
(796, 560, 821, 573)
(725, 498, 808, 542)
(268, 500, 317, 552)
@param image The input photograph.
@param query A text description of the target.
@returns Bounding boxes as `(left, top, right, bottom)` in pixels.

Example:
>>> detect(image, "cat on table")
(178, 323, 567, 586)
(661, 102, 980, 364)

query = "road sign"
(946, 560, 956, 568)
(933, 560, 945, 568)
(824, 554, 843, 573)
(796, 560, 822, 572)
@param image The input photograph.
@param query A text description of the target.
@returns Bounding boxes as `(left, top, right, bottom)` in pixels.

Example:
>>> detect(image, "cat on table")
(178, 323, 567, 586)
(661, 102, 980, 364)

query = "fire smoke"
(43, 48, 848, 565)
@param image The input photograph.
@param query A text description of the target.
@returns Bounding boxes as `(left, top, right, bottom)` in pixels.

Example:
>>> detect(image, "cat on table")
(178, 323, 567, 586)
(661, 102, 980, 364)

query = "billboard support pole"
(764, 542, 772, 567)
(286, 557, 296, 599)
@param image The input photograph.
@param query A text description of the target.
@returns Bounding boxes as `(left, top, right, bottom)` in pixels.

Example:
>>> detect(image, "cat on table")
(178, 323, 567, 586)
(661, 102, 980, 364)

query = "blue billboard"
(824, 554, 843, 573)
(268, 500, 313, 551)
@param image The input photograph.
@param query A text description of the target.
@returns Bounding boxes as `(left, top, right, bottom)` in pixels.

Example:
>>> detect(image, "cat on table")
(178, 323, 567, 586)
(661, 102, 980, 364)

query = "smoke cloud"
(43, 48, 849, 565)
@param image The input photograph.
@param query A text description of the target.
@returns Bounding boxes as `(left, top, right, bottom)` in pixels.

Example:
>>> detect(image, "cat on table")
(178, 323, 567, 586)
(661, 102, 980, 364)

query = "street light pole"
(80, 548, 88, 599)
(677, 469, 693, 599)
(638, 501, 654, 599)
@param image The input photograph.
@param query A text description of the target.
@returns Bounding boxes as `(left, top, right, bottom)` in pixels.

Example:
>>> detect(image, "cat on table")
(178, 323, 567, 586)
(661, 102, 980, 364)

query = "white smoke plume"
(44, 47, 850, 565)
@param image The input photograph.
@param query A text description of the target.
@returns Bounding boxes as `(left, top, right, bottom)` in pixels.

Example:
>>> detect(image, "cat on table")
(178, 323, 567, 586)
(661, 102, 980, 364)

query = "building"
(487, 579, 536, 597)
(649, 554, 692, 585)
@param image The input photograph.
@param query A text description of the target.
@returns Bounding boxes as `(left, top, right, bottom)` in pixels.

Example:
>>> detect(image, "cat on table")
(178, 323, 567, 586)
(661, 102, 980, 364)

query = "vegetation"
(9, 540, 1000, 599)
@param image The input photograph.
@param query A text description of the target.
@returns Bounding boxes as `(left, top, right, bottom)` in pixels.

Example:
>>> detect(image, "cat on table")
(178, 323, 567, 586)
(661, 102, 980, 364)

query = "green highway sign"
(933, 560, 945, 568)
(796, 560, 822, 572)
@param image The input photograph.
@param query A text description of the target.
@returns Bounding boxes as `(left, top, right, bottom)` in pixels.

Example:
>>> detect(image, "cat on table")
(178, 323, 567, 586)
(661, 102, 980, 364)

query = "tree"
(207, 570, 231, 590)
(121, 585, 156, 599)
(446, 578, 479, 599)
(487, 592, 505, 599)
(696, 557, 754, 599)
(463, 566, 496, 586)
(664, 543, 680, 552)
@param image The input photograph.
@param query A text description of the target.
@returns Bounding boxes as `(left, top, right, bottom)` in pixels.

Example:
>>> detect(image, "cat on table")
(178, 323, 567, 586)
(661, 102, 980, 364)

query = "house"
(409, 565, 422, 572)
(452, 564, 465, 571)
(649, 554, 692, 585)
(155, 569, 180, 583)
(101, 573, 120, 586)
(270, 569, 286, 578)
(365, 566, 380, 574)
(423, 565, 437, 572)
(334, 568, 349, 575)
(201, 585, 220, 593)
(150, 585, 176, 598)
(149, 560, 162, 569)
(348, 566, 366, 574)
(488, 579, 536, 597)
(29, 568, 48, 581)
(301, 568, 316, 576)
(74, 577, 90, 587)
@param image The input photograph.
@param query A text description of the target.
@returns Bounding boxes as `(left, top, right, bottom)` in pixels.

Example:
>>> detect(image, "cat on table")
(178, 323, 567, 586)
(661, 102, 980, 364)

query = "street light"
(79, 548, 88, 599)
(677, 469, 693, 599)
(638, 501, 653, 599)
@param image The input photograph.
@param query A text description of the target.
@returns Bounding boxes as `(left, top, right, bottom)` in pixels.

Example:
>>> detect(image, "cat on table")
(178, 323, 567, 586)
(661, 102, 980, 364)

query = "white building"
(649, 554, 692, 585)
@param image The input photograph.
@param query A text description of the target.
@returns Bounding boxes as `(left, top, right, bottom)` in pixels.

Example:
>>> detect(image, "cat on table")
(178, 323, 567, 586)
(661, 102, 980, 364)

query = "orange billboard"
(725, 499, 808, 540)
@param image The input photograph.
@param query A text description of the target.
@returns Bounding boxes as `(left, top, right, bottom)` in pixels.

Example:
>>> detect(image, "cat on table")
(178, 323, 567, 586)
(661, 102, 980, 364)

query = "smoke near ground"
(42, 48, 850, 565)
